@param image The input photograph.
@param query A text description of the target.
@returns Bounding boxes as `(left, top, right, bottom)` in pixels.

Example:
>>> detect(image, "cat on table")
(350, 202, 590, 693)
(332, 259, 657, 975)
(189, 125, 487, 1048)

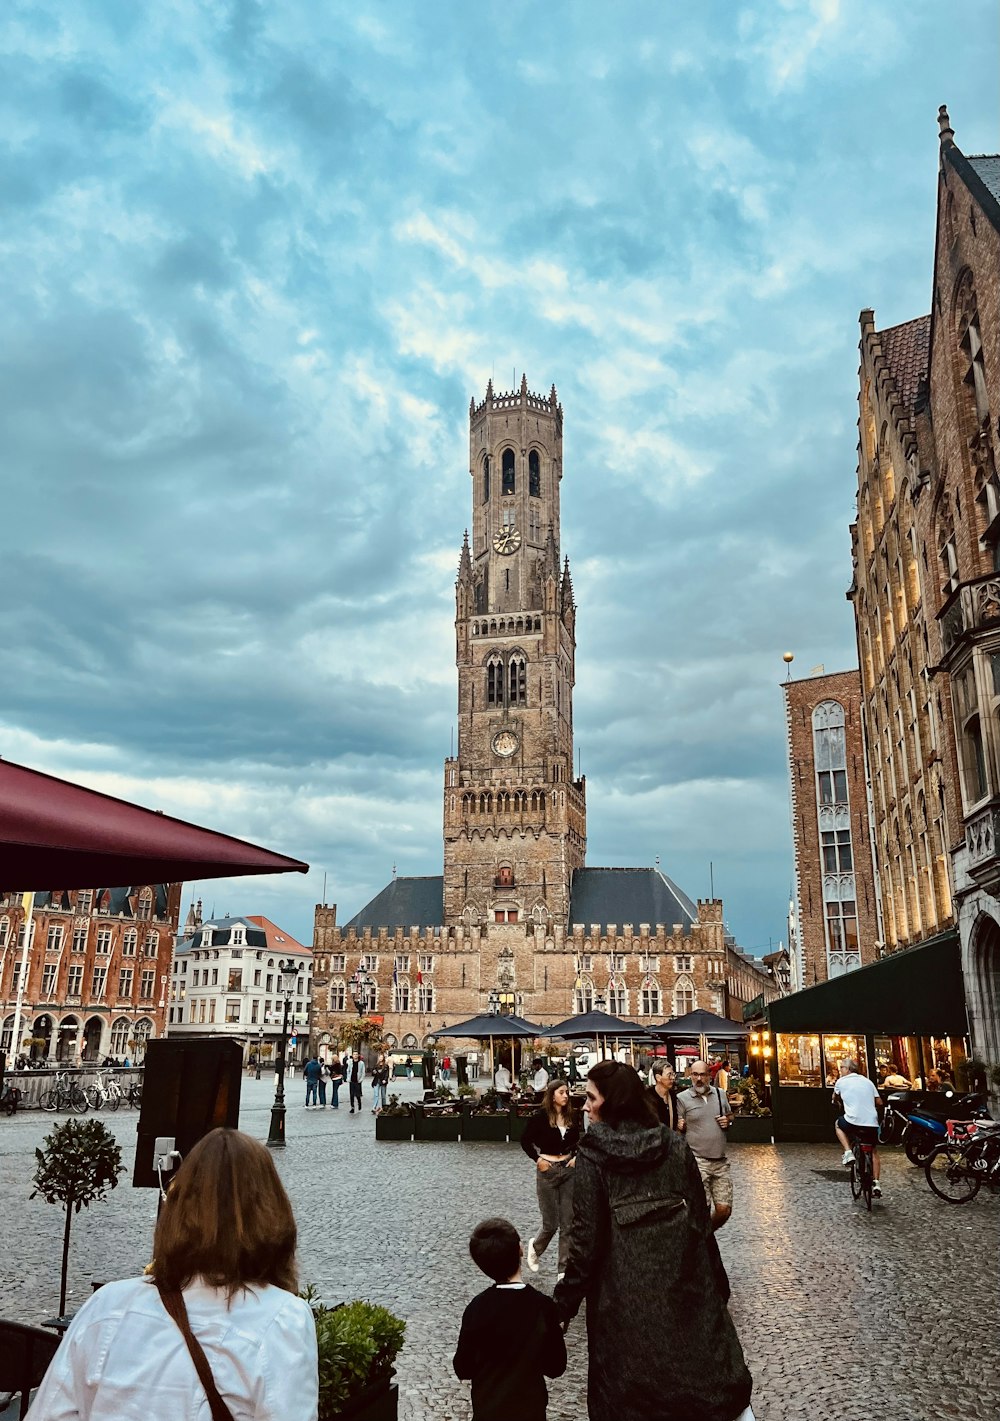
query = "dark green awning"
(766, 931, 967, 1036)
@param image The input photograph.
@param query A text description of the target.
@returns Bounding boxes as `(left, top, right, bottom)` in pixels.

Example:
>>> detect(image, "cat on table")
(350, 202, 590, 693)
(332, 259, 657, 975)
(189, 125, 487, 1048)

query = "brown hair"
(542, 1079, 570, 1127)
(153, 1128, 298, 1299)
(588, 1060, 659, 1129)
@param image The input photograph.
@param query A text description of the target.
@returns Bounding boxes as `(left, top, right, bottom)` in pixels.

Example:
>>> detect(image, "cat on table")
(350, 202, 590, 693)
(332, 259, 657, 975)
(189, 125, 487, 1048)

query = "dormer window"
(231, 926, 246, 947)
(202, 929, 214, 948)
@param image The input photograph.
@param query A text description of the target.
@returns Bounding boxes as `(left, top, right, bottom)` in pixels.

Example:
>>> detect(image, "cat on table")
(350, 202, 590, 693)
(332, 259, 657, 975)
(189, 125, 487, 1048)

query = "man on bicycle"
(833, 1057, 883, 1198)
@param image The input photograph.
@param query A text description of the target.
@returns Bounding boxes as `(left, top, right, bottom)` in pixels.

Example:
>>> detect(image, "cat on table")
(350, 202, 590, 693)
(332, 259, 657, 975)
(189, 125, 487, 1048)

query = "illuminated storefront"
(760, 932, 970, 1141)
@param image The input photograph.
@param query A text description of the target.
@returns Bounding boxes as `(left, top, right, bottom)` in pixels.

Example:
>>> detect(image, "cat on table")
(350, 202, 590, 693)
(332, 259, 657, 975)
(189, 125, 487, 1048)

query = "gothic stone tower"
(443, 376, 587, 928)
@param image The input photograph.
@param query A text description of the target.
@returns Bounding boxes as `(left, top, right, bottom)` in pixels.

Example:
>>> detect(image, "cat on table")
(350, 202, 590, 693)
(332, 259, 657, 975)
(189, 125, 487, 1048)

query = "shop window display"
(775, 1034, 822, 1087)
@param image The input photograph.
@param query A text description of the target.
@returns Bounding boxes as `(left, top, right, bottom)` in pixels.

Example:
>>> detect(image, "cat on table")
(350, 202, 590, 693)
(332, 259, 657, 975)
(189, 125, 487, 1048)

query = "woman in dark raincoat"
(553, 1060, 753, 1421)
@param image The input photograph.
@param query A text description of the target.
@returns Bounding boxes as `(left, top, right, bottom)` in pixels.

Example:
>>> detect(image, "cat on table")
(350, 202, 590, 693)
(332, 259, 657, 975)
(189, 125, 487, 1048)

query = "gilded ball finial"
(782, 652, 794, 664)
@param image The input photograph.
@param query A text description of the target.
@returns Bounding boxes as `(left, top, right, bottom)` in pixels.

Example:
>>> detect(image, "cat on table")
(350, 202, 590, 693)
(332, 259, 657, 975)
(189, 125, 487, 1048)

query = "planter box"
(333, 1373, 399, 1421)
(375, 1113, 414, 1141)
(462, 1111, 509, 1141)
(413, 1109, 461, 1141)
(507, 1109, 528, 1143)
(728, 1115, 773, 1144)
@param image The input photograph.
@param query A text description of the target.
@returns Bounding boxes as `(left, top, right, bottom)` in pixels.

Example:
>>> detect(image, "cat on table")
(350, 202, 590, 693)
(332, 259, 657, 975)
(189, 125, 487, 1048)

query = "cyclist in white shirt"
(833, 1057, 884, 1198)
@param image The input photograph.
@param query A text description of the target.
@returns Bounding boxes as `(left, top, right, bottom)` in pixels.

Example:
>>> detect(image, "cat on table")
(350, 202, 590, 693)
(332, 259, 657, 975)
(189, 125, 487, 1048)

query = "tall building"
(311, 379, 779, 1054)
(846, 108, 1000, 1067)
(783, 669, 880, 987)
(0, 884, 181, 1063)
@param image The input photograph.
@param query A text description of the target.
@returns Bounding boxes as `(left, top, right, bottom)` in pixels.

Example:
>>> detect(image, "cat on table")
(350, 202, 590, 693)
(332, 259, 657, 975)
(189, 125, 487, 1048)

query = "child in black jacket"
(454, 1217, 567, 1421)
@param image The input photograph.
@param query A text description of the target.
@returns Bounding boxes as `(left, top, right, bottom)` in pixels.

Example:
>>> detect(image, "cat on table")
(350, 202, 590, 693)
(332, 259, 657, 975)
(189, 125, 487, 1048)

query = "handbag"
(156, 1283, 236, 1421)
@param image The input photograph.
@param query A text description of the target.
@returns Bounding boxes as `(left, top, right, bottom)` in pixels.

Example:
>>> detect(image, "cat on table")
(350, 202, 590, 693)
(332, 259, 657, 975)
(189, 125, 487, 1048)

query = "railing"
(1, 1065, 144, 1110)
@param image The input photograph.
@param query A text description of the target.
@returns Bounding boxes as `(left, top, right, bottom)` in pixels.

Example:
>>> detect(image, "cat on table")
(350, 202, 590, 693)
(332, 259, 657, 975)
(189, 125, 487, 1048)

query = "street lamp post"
(256, 1026, 263, 1081)
(267, 959, 302, 1149)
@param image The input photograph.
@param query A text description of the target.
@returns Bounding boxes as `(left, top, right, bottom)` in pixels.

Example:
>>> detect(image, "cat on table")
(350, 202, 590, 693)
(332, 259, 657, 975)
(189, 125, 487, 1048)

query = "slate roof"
(344, 876, 445, 931)
(569, 867, 698, 935)
(35, 885, 173, 919)
(968, 155, 1000, 206)
(878, 314, 930, 432)
(174, 915, 268, 956)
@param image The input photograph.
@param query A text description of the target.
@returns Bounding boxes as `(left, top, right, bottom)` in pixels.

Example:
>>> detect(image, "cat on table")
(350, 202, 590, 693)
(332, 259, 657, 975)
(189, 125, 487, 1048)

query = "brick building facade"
(0, 883, 182, 1063)
(311, 379, 779, 1053)
(783, 669, 880, 987)
(845, 108, 1000, 1067)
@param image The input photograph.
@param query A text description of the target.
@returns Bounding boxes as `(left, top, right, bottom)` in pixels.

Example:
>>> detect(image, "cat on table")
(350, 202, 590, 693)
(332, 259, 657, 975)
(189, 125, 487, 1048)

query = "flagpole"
(11, 892, 34, 1065)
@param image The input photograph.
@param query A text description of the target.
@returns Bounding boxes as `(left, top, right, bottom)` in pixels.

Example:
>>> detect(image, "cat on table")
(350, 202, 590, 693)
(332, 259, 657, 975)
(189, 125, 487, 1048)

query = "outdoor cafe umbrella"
(430, 1013, 542, 1083)
(544, 1008, 650, 1062)
(0, 757, 309, 889)
(651, 1008, 748, 1063)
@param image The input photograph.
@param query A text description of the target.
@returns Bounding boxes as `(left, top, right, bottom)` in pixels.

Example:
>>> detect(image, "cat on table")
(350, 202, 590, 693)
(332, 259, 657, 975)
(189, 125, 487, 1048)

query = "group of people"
(301, 1051, 392, 1114)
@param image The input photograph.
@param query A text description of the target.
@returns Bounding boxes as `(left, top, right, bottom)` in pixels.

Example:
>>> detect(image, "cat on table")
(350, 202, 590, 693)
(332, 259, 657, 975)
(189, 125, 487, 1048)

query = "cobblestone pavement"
(1, 1076, 997, 1420)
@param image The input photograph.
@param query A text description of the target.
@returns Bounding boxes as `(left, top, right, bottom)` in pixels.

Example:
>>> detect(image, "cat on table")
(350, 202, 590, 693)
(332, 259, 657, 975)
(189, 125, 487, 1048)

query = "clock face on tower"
(492, 729, 519, 757)
(492, 525, 522, 555)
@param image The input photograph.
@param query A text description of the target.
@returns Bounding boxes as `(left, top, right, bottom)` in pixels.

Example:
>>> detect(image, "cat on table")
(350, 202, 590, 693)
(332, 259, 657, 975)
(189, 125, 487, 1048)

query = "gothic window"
(502, 448, 515, 495)
(393, 977, 411, 1012)
(938, 507, 959, 596)
(417, 982, 435, 1014)
(110, 1017, 130, 1056)
(956, 272, 989, 427)
(329, 980, 346, 1012)
(487, 654, 504, 707)
(529, 450, 541, 497)
(673, 975, 695, 1015)
(137, 889, 153, 920)
(528, 506, 541, 541)
(508, 654, 527, 706)
(575, 976, 594, 1014)
(122, 929, 137, 957)
(482, 455, 490, 503)
(813, 700, 848, 806)
(640, 978, 661, 1017)
(607, 977, 627, 1015)
(501, 505, 515, 529)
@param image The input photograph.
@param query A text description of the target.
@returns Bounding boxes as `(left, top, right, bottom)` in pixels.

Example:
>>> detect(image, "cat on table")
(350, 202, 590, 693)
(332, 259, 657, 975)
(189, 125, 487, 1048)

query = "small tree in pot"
(31, 1117, 124, 1315)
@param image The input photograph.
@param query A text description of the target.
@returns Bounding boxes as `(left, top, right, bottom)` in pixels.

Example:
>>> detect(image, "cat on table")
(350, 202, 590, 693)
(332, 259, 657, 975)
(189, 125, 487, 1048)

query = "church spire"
(561, 554, 575, 608)
(543, 522, 559, 580)
(458, 529, 472, 583)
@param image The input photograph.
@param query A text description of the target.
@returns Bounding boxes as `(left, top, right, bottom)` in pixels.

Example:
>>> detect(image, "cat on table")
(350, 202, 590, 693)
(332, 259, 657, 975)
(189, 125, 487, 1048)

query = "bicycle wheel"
(70, 1086, 89, 1114)
(40, 1089, 58, 1111)
(861, 1154, 873, 1212)
(129, 1085, 142, 1108)
(850, 1156, 862, 1200)
(85, 1086, 102, 1110)
(925, 1145, 980, 1203)
(106, 1087, 122, 1112)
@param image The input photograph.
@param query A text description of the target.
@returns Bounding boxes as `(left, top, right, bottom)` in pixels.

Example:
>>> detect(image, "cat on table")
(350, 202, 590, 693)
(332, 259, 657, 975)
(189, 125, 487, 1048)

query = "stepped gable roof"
(878, 314, 931, 431)
(246, 914, 310, 957)
(344, 875, 444, 931)
(174, 914, 268, 955)
(569, 867, 698, 935)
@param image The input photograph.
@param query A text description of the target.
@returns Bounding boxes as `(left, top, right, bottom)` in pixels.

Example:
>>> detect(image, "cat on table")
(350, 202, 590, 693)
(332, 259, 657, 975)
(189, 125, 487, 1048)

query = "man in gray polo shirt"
(676, 1059, 733, 1230)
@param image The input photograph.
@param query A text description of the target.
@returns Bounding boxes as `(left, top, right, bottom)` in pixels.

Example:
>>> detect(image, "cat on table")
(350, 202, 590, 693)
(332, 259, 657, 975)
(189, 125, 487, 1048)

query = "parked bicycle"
(925, 1120, 1000, 1203)
(126, 1079, 143, 1108)
(40, 1072, 89, 1114)
(85, 1072, 123, 1112)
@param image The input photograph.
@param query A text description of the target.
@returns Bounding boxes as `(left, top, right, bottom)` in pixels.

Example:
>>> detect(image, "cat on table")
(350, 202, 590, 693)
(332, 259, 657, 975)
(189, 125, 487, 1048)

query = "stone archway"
(82, 1016, 104, 1063)
(970, 913, 1000, 1073)
(56, 1016, 80, 1062)
(31, 1014, 53, 1061)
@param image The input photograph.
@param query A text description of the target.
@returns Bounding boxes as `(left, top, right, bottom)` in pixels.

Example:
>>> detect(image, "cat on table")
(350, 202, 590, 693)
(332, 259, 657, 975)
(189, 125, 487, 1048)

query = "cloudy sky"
(3, 1, 997, 957)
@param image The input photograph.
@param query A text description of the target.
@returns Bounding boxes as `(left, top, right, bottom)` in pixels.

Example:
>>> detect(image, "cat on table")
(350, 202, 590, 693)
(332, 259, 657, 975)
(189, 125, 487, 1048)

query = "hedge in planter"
(310, 1294, 405, 1421)
(375, 1095, 414, 1141)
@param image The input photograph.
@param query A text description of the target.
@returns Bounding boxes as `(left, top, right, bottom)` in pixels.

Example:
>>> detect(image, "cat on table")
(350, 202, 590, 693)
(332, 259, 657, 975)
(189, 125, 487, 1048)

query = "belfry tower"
(443, 377, 587, 927)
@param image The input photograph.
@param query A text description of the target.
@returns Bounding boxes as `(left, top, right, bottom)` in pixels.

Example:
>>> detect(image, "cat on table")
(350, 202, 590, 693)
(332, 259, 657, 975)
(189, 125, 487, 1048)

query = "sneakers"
(556, 1272, 565, 1283)
(872, 1180, 882, 1198)
(841, 1149, 854, 1166)
(526, 1238, 540, 1273)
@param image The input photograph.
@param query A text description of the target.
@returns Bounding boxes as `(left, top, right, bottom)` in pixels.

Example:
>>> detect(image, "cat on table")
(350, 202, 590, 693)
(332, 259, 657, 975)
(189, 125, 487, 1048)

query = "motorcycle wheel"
(905, 1132, 937, 1166)
(925, 1145, 980, 1203)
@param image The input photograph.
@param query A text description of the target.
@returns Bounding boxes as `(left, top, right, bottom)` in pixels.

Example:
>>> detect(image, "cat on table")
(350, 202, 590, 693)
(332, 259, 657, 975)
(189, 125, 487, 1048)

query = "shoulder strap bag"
(156, 1283, 237, 1421)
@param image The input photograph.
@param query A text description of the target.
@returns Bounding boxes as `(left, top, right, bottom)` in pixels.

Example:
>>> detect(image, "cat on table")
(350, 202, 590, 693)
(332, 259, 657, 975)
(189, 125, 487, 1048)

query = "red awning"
(0, 758, 309, 889)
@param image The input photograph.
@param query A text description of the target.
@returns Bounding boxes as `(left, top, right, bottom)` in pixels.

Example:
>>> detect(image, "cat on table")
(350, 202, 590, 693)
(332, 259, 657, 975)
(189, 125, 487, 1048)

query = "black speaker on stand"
(133, 1037, 243, 1189)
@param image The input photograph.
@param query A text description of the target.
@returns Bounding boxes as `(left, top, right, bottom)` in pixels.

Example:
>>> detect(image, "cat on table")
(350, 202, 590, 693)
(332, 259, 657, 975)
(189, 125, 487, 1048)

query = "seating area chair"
(0, 1320, 60, 1419)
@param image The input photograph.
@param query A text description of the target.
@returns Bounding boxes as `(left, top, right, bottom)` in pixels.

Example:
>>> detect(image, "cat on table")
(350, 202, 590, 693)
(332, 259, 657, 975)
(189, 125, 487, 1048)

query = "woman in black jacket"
(553, 1060, 753, 1421)
(520, 1080, 581, 1280)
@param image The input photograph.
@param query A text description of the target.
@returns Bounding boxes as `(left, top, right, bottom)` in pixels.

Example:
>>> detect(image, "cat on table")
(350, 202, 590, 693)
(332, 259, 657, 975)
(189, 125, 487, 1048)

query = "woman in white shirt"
(27, 1127, 318, 1421)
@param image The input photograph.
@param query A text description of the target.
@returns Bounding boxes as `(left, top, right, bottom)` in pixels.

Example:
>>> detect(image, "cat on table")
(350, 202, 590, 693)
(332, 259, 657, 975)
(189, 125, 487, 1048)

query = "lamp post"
(267, 959, 302, 1149)
(350, 969, 376, 1017)
(256, 1026, 263, 1080)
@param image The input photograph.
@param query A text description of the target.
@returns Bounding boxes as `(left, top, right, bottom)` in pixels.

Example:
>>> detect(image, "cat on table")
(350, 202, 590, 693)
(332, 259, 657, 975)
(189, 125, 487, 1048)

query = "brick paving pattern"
(1, 1075, 997, 1420)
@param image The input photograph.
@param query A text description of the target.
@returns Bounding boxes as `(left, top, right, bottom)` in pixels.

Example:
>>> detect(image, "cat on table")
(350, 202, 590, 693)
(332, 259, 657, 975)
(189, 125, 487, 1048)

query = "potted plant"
(726, 1076, 773, 1143)
(309, 1293, 405, 1421)
(462, 1086, 509, 1142)
(414, 1084, 461, 1141)
(31, 1117, 124, 1316)
(374, 1093, 414, 1142)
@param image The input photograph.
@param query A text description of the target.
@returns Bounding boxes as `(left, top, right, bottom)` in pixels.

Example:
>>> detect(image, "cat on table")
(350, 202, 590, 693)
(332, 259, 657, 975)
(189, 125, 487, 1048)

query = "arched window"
(109, 1017, 131, 1057)
(416, 981, 435, 1014)
(132, 1018, 153, 1060)
(487, 654, 504, 707)
(393, 976, 411, 1013)
(122, 929, 137, 957)
(137, 889, 153, 920)
(508, 654, 527, 706)
(575, 976, 594, 1014)
(0, 1015, 13, 1055)
(482, 455, 490, 503)
(607, 977, 627, 1015)
(673, 975, 695, 1016)
(502, 448, 515, 495)
(639, 977, 661, 1017)
(529, 450, 541, 497)
(144, 932, 159, 958)
(329, 980, 346, 1012)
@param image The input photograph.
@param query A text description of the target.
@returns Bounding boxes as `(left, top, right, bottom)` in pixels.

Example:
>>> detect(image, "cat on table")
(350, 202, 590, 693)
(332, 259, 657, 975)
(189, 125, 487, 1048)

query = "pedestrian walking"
(553, 1061, 753, 1421)
(371, 1053, 390, 1114)
(676, 1058, 733, 1230)
(521, 1082, 580, 1280)
(647, 1059, 680, 1131)
(328, 1054, 343, 1108)
(303, 1055, 322, 1109)
(25, 1129, 317, 1421)
(318, 1060, 329, 1109)
(348, 1051, 366, 1113)
(405, 1055, 414, 1079)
